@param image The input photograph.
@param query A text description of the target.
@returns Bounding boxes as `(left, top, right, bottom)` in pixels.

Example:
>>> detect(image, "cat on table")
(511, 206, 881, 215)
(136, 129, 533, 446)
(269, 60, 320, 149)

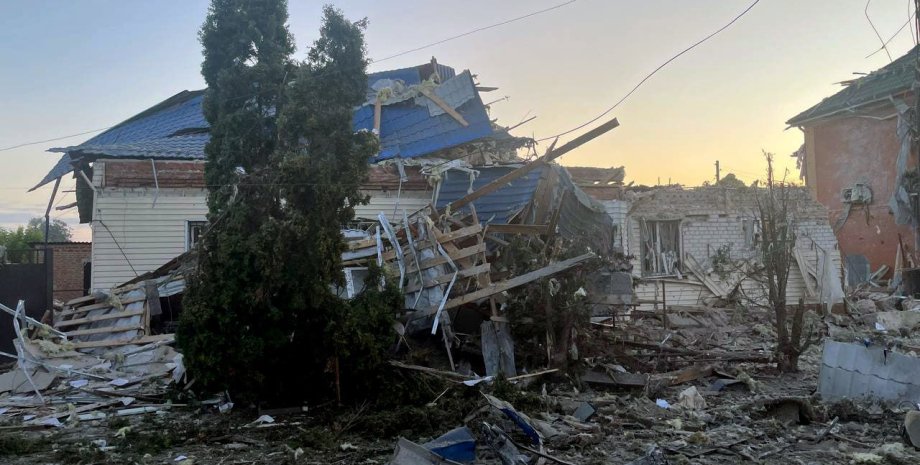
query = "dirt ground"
(2, 306, 918, 465)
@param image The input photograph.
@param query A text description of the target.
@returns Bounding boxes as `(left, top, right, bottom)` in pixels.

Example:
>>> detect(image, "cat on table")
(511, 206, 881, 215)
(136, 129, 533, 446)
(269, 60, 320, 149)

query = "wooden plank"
(443, 118, 619, 214)
(380, 224, 483, 262)
(63, 294, 99, 307)
(794, 248, 817, 298)
(373, 95, 383, 133)
(65, 325, 144, 337)
(71, 334, 174, 350)
(348, 237, 378, 250)
(418, 253, 596, 316)
(55, 309, 147, 328)
(486, 224, 550, 235)
(684, 255, 729, 298)
(59, 295, 146, 318)
(419, 87, 469, 127)
(652, 364, 714, 386)
(404, 264, 491, 294)
(427, 224, 482, 246)
(417, 243, 486, 270)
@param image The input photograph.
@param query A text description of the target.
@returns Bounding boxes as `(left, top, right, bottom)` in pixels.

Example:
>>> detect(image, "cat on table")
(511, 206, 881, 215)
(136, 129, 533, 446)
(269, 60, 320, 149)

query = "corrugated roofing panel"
(354, 71, 494, 160)
(788, 46, 920, 125)
(30, 153, 75, 191)
(435, 165, 543, 224)
(818, 340, 920, 404)
(36, 63, 491, 189)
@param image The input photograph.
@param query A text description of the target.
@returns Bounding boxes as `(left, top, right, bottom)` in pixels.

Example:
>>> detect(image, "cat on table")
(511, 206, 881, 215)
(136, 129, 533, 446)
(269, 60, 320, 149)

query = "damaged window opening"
(742, 217, 762, 248)
(641, 219, 681, 276)
(186, 221, 207, 251)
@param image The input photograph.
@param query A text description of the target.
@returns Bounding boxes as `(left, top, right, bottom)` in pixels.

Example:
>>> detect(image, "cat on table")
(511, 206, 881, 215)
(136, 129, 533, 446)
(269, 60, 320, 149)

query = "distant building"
(33, 242, 91, 302)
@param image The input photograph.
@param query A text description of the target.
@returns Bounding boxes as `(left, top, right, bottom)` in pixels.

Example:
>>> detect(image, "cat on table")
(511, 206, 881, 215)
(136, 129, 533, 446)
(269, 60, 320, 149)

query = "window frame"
(640, 219, 683, 277)
(185, 220, 208, 251)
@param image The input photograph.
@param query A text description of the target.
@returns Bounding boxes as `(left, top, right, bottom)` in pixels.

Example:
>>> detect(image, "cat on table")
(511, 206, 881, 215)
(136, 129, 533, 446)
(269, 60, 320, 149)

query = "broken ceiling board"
(818, 340, 920, 404)
(0, 369, 57, 394)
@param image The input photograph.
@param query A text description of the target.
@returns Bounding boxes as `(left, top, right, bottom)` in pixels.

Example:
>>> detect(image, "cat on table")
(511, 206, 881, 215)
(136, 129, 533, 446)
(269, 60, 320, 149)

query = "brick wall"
(45, 242, 91, 302)
(807, 116, 916, 273)
(104, 160, 205, 188)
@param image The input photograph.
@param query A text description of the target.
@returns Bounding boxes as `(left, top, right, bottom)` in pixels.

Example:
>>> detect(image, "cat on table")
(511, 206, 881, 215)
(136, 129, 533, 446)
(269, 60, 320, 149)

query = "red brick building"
(40, 242, 91, 302)
(788, 46, 919, 285)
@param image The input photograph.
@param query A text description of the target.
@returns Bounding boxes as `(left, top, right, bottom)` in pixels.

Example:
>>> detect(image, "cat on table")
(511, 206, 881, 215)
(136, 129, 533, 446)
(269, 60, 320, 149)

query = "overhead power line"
(1, 1, 579, 155)
(0, 127, 112, 152)
(865, 0, 894, 62)
(866, 8, 917, 58)
(374, 0, 578, 62)
(535, 0, 761, 142)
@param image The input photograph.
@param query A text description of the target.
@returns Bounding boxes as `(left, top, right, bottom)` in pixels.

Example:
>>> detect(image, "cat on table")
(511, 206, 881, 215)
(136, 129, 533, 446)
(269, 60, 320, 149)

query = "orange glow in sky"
(1, 0, 917, 242)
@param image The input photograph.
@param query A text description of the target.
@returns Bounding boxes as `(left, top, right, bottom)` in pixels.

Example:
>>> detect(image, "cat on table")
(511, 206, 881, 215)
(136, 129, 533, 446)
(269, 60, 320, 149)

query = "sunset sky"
(1, 0, 916, 241)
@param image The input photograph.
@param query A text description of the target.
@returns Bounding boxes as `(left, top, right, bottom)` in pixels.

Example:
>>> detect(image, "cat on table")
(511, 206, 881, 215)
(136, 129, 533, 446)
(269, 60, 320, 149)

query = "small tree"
(751, 153, 818, 372)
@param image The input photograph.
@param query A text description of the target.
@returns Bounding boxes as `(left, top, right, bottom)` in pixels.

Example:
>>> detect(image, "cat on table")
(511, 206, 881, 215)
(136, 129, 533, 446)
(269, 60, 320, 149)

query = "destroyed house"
(604, 187, 843, 309)
(32, 60, 614, 291)
(788, 46, 920, 285)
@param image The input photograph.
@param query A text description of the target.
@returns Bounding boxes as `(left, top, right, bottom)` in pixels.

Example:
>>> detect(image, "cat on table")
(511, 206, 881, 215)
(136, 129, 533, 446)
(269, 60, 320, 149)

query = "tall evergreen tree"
(178, 2, 387, 402)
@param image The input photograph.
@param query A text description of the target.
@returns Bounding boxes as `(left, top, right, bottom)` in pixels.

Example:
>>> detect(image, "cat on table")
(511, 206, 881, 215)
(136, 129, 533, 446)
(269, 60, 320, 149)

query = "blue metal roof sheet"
(435, 165, 544, 224)
(354, 70, 494, 161)
(35, 63, 493, 190)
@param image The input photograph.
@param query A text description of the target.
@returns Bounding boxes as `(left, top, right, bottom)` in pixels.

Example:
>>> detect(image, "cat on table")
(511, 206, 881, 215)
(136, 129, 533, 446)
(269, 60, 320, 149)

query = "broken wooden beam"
(443, 118, 619, 214)
(416, 253, 596, 317)
(420, 87, 469, 127)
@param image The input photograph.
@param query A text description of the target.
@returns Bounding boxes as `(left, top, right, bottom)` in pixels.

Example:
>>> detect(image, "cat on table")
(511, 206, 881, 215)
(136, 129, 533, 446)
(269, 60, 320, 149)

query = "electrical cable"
(866, 10, 917, 58)
(535, 0, 761, 142)
(865, 0, 894, 62)
(1, 1, 580, 154)
(374, 0, 578, 62)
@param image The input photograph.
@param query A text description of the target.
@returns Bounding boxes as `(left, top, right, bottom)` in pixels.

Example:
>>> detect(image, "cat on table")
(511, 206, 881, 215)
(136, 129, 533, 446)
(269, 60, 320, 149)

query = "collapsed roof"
(32, 60, 518, 191)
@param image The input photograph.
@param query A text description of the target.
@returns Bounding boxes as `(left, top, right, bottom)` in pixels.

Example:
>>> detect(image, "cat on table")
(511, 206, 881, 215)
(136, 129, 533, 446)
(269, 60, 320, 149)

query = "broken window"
(640, 219, 681, 276)
(186, 221, 207, 251)
(742, 218, 762, 248)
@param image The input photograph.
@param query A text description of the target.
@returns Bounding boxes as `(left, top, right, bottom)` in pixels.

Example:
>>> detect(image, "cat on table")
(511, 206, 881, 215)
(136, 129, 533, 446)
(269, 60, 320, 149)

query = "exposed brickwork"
(104, 160, 205, 188)
(44, 242, 91, 302)
(808, 116, 916, 273)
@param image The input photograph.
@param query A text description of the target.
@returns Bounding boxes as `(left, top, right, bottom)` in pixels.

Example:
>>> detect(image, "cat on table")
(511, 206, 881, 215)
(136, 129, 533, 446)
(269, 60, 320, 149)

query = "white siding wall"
(91, 184, 207, 291)
(89, 164, 434, 290)
(353, 189, 432, 223)
(601, 200, 630, 250)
